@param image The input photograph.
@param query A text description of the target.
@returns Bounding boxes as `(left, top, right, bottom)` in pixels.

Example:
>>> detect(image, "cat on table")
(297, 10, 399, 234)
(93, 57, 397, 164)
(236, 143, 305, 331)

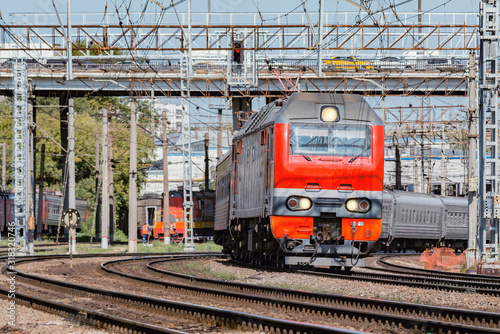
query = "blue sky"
(1, 0, 479, 21)
(0, 0, 475, 118)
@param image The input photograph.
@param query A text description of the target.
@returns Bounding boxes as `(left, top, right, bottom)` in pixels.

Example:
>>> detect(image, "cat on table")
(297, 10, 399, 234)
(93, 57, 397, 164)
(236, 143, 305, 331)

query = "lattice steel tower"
(479, 0, 499, 259)
(182, 0, 195, 252)
(12, 58, 28, 251)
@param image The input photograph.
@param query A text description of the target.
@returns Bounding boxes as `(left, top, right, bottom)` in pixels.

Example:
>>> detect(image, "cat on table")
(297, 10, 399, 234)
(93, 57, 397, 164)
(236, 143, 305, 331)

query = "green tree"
(0, 96, 157, 236)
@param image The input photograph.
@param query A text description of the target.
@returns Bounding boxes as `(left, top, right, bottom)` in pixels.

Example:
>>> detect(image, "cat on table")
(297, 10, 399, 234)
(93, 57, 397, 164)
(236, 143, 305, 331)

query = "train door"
(146, 206, 156, 228)
(264, 127, 274, 215)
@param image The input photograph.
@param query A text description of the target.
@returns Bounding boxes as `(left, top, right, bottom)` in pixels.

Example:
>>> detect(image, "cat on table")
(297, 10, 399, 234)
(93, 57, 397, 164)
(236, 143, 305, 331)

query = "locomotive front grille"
(314, 215, 343, 244)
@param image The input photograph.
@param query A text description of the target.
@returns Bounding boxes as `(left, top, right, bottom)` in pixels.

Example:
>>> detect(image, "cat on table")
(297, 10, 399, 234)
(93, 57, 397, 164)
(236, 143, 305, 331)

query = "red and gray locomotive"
(215, 93, 384, 269)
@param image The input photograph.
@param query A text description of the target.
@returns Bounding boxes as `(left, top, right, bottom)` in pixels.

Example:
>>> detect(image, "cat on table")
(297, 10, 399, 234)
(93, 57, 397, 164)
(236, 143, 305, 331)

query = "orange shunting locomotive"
(215, 93, 384, 270)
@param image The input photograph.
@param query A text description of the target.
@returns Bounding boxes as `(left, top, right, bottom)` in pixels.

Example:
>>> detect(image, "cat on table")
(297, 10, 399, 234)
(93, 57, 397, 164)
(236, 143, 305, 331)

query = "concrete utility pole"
(468, 52, 478, 251)
(418, 0, 422, 34)
(27, 87, 34, 255)
(67, 0, 73, 80)
(92, 133, 100, 242)
(317, 0, 324, 77)
(108, 124, 115, 242)
(393, 135, 401, 190)
(162, 109, 170, 244)
(101, 108, 109, 249)
(204, 132, 210, 191)
(420, 141, 425, 193)
(441, 124, 446, 196)
(2, 143, 5, 191)
(32, 101, 37, 236)
(68, 98, 76, 253)
(217, 109, 223, 159)
(36, 144, 45, 239)
(207, 0, 211, 35)
(128, 100, 137, 253)
(413, 145, 419, 192)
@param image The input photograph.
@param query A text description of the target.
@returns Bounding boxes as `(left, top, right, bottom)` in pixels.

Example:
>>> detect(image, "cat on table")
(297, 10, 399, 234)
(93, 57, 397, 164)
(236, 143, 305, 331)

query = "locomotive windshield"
(289, 123, 371, 157)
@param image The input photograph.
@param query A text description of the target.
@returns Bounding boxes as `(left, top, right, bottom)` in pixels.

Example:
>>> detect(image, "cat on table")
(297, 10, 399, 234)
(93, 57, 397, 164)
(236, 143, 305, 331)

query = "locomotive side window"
(289, 123, 371, 157)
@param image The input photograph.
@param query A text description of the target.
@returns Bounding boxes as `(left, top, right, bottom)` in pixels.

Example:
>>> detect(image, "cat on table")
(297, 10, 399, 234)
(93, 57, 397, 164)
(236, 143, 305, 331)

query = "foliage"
(113, 229, 129, 242)
(134, 241, 222, 254)
(0, 95, 158, 236)
(160, 258, 237, 281)
(72, 40, 124, 58)
(0, 98, 12, 191)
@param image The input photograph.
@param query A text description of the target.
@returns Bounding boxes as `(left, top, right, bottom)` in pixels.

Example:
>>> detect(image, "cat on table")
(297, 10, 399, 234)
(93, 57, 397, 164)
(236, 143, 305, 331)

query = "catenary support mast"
(478, 0, 499, 259)
(182, 0, 195, 252)
(468, 52, 478, 251)
(12, 58, 28, 252)
(128, 100, 137, 253)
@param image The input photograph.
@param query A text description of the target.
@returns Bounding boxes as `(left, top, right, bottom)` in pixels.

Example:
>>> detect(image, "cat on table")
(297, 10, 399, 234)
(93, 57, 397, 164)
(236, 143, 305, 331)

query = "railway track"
(104, 256, 500, 333)
(373, 254, 500, 284)
(3, 253, 365, 334)
(223, 255, 500, 296)
(297, 266, 500, 296)
(1, 253, 219, 334)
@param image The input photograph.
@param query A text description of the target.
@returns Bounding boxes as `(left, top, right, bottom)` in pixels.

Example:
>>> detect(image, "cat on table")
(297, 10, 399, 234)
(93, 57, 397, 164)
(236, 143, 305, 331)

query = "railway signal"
(232, 41, 243, 63)
(62, 208, 80, 271)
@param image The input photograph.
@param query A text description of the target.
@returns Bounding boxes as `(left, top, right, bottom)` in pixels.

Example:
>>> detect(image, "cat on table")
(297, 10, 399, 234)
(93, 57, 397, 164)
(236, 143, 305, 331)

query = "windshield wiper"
(290, 142, 312, 162)
(348, 145, 371, 163)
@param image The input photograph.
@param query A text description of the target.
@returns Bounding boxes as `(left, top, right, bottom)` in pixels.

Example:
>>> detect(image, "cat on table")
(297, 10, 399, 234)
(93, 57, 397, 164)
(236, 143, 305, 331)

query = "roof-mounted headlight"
(321, 106, 340, 122)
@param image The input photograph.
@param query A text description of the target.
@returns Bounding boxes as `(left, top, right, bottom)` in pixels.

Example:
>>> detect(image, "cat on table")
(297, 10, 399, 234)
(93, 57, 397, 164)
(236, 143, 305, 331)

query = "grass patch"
(76, 228, 128, 243)
(37, 243, 128, 255)
(195, 242, 223, 252)
(33, 240, 222, 255)
(135, 241, 222, 253)
(165, 260, 237, 281)
(259, 282, 325, 293)
(136, 241, 185, 253)
(0, 237, 57, 247)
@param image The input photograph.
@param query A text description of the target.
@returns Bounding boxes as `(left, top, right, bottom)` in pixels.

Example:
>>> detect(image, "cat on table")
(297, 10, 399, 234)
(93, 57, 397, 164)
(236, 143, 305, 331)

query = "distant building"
(384, 142, 467, 196)
(153, 101, 183, 132)
(141, 101, 233, 195)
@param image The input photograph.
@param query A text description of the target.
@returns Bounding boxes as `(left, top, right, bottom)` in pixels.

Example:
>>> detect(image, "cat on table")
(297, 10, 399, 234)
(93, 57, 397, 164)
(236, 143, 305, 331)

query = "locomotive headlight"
(320, 106, 340, 122)
(286, 196, 312, 211)
(345, 198, 371, 213)
(345, 199, 359, 212)
(298, 197, 312, 210)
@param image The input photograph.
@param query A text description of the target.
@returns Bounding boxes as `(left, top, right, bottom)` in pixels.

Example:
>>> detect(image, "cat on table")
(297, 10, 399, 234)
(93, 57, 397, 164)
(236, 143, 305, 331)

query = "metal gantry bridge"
(1, 8, 498, 260)
(0, 11, 479, 97)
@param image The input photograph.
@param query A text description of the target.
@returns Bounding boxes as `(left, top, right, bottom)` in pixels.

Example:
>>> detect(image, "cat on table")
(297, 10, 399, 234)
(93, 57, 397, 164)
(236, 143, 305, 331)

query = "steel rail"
(376, 254, 500, 282)
(299, 267, 500, 295)
(5, 254, 362, 334)
(0, 286, 187, 334)
(107, 257, 500, 333)
(366, 264, 500, 284)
